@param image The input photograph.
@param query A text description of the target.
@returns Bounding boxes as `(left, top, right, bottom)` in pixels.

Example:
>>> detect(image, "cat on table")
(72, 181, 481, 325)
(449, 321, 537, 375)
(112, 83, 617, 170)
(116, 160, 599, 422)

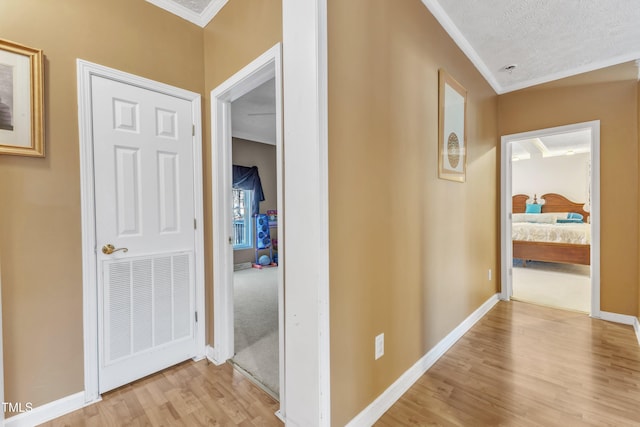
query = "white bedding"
(512, 222, 591, 245)
(512, 212, 569, 223)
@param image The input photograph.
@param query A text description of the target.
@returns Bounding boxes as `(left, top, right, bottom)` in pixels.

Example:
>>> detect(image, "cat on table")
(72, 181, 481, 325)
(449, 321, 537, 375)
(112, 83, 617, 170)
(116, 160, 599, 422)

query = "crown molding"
(420, 0, 503, 94)
(500, 51, 640, 93)
(146, 0, 228, 28)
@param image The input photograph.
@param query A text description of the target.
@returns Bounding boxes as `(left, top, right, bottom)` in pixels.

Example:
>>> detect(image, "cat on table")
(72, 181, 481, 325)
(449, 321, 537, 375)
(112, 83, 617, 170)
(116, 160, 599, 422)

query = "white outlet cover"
(375, 333, 384, 360)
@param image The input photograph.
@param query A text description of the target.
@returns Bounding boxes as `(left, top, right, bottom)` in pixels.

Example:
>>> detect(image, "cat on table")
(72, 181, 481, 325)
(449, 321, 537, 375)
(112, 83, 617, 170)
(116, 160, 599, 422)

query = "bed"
(512, 193, 591, 266)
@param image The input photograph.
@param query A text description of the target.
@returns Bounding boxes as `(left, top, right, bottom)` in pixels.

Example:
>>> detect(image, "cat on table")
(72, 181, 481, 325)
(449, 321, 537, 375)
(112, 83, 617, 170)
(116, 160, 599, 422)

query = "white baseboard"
(598, 310, 637, 325)
(3, 348, 223, 427)
(234, 262, 252, 271)
(599, 311, 640, 346)
(4, 391, 95, 427)
(345, 293, 500, 427)
(7, 301, 631, 427)
(206, 344, 225, 365)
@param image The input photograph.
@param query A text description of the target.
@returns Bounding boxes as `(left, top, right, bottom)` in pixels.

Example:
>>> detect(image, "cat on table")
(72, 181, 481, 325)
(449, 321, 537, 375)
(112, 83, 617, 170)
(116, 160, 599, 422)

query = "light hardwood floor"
(377, 300, 640, 426)
(40, 360, 282, 427)
(42, 301, 640, 426)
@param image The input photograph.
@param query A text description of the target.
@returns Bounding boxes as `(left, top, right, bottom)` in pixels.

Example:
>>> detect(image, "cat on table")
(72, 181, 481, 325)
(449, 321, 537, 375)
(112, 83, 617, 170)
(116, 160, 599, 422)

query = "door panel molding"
(77, 59, 205, 403)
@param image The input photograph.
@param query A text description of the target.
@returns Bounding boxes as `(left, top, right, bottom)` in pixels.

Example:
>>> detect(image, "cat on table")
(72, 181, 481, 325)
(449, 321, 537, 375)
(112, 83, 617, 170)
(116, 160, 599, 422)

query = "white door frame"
(282, 1, 330, 425)
(209, 44, 285, 415)
(500, 120, 601, 317)
(212, 4, 331, 424)
(77, 59, 206, 403)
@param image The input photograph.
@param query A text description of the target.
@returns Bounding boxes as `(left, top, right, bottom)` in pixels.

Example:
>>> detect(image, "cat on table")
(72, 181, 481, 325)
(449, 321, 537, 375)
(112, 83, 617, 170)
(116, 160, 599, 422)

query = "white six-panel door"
(91, 75, 197, 393)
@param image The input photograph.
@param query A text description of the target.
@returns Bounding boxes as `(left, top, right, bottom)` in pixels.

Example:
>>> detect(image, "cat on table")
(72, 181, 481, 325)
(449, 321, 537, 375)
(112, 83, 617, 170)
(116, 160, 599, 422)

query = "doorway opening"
(229, 79, 280, 397)
(210, 45, 284, 414)
(501, 121, 601, 317)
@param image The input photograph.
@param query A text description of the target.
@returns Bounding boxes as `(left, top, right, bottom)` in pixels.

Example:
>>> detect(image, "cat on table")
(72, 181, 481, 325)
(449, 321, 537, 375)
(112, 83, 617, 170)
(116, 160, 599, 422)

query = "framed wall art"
(0, 38, 44, 157)
(438, 68, 466, 182)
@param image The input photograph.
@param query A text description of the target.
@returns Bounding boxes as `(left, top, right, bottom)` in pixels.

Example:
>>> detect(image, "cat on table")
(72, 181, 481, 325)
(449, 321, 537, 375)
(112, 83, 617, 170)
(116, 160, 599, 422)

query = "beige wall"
(4, 0, 637, 423)
(0, 0, 204, 411)
(231, 138, 278, 264)
(0, 0, 283, 412)
(499, 69, 639, 316)
(202, 0, 282, 344)
(327, 0, 499, 424)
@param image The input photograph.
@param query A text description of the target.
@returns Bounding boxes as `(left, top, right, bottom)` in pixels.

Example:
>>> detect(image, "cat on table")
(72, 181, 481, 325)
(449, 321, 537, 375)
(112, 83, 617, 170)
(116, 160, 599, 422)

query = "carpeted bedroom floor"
(512, 261, 591, 313)
(232, 266, 279, 398)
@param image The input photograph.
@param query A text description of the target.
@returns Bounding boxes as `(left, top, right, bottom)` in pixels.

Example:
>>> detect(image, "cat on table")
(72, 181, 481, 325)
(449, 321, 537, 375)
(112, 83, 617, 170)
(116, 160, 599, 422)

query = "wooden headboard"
(512, 194, 532, 214)
(512, 193, 590, 223)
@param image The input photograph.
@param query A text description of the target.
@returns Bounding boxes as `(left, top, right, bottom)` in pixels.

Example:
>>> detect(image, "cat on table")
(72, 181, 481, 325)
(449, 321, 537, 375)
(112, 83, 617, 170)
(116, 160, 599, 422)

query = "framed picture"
(0, 39, 44, 157)
(438, 69, 466, 182)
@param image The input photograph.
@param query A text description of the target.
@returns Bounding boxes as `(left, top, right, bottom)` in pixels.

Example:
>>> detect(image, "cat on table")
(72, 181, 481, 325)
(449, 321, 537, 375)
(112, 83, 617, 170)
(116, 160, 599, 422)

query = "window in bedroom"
(233, 189, 253, 250)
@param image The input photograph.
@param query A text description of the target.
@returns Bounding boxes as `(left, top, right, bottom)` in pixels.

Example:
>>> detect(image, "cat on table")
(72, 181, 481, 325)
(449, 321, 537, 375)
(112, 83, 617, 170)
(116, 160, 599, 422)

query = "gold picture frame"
(438, 69, 466, 182)
(0, 38, 44, 157)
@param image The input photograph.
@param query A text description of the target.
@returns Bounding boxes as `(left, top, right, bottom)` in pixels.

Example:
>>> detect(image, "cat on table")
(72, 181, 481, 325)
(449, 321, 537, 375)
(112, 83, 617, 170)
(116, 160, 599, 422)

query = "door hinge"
(192, 124, 195, 136)
(194, 218, 197, 229)
(195, 311, 198, 323)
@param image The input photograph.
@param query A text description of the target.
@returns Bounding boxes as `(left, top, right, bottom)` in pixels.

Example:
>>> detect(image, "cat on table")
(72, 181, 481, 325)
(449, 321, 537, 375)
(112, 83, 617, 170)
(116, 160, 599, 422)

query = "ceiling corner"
(146, 0, 228, 28)
(420, 0, 505, 94)
(198, 0, 229, 27)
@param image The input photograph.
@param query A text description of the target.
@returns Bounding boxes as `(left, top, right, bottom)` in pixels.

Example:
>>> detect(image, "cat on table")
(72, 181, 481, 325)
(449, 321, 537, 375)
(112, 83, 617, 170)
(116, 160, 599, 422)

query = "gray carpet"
(232, 267, 279, 397)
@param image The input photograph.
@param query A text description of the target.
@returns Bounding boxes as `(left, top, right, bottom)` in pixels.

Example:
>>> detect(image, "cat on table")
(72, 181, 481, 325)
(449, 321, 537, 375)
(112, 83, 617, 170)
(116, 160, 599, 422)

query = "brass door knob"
(102, 244, 128, 255)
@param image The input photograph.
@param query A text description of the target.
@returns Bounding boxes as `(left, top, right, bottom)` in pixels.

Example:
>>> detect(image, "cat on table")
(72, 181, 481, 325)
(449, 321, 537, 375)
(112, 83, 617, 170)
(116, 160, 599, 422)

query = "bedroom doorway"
(500, 121, 601, 316)
(210, 44, 285, 417)
(229, 94, 280, 398)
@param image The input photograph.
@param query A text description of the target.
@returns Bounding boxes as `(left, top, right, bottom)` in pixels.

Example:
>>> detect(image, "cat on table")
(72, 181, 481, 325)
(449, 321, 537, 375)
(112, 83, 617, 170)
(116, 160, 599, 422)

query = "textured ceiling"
(512, 129, 591, 161)
(151, 0, 640, 94)
(231, 78, 277, 146)
(424, 0, 640, 93)
(145, 0, 226, 27)
(171, 0, 210, 14)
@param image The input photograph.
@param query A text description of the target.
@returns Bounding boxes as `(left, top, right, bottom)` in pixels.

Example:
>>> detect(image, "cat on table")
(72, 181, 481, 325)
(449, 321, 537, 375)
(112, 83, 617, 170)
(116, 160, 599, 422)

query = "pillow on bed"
(525, 203, 542, 214)
(567, 212, 584, 220)
(557, 218, 583, 224)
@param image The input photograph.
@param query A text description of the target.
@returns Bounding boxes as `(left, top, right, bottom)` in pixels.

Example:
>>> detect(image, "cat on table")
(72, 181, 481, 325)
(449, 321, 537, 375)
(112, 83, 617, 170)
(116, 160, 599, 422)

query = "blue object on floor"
(259, 255, 271, 265)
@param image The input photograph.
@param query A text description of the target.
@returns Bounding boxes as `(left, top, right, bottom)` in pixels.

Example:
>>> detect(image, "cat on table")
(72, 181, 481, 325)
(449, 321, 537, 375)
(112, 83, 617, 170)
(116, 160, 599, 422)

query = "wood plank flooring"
(41, 301, 640, 426)
(376, 301, 640, 427)
(40, 360, 282, 427)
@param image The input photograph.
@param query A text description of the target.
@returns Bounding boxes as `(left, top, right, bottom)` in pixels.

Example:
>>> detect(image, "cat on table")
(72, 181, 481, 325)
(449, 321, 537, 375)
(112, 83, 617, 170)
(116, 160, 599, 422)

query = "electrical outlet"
(375, 333, 384, 360)
(488, 268, 492, 281)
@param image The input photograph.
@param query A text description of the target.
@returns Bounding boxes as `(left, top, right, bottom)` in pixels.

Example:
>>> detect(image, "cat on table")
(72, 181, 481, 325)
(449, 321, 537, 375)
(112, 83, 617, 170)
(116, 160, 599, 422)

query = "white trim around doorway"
(500, 120, 601, 317)
(76, 59, 206, 404)
(209, 43, 285, 418)
(282, 0, 331, 425)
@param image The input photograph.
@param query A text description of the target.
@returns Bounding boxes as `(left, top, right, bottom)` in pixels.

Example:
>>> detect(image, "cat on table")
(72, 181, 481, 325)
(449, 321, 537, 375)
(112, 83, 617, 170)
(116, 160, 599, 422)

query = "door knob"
(102, 244, 128, 255)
